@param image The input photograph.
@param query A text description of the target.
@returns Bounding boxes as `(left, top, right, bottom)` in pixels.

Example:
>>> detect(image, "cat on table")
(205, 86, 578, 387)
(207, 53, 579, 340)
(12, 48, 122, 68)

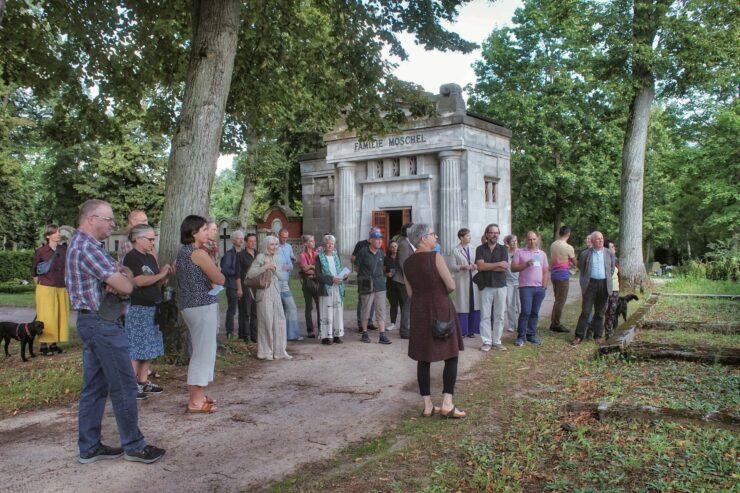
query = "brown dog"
(1, 320, 45, 362)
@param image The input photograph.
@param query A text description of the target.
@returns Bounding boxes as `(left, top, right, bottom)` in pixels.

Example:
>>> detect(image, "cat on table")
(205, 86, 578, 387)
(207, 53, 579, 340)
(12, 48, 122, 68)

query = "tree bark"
(0, 0, 6, 28)
(159, 0, 240, 265)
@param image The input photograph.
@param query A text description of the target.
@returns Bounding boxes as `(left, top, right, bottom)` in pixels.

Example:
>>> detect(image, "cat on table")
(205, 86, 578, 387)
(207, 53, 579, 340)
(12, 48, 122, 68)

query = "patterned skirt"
(124, 304, 164, 361)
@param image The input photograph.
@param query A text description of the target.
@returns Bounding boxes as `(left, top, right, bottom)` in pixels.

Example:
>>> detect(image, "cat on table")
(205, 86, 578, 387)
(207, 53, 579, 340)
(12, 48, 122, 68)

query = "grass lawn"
(658, 277, 740, 295)
(646, 296, 740, 324)
(0, 291, 35, 307)
(638, 328, 740, 349)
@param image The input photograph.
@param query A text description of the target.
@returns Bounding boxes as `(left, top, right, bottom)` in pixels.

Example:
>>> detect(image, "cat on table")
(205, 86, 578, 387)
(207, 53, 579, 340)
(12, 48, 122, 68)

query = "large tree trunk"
(619, 84, 652, 288)
(159, 0, 240, 265)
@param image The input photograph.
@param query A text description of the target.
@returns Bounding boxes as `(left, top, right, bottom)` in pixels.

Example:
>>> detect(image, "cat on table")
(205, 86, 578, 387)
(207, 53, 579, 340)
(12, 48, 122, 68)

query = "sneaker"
(527, 337, 542, 346)
(549, 325, 570, 333)
(378, 333, 392, 345)
(386, 323, 396, 331)
(321, 338, 332, 345)
(480, 344, 491, 352)
(123, 445, 166, 464)
(79, 443, 124, 464)
(136, 386, 148, 401)
(333, 337, 343, 344)
(491, 343, 507, 351)
(514, 339, 525, 347)
(361, 332, 371, 343)
(307, 332, 316, 338)
(506, 327, 516, 333)
(142, 381, 163, 394)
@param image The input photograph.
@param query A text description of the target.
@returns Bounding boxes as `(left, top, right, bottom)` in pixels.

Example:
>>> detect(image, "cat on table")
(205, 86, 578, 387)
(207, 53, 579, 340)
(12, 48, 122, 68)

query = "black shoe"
(307, 332, 316, 339)
(124, 445, 166, 464)
(49, 343, 64, 354)
(379, 333, 392, 345)
(79, 443, 124, 464)
(368, 325, 378, 331)
(39, 345, 52, 356)
(399, 333, 409, 339)
(321, 338, 332, 345)
(141, 381, 163, 394)
(333, 337, 343, 344)
(550, 325, 570, 333)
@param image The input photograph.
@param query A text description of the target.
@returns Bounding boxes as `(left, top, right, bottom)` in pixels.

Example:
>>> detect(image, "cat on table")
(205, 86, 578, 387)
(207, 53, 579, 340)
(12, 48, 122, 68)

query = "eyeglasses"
(141, 237, 156, 242)
(93, 215, 115, 223)
(424, 232, 438, 238)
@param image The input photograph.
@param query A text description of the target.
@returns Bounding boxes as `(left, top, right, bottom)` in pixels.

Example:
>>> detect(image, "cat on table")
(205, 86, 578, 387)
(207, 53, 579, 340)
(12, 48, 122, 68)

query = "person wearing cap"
(356, 230, 392, 344)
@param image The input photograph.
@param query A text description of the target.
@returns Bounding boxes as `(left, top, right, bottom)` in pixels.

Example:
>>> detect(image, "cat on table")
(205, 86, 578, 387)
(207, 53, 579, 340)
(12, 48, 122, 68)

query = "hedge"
(0, 250, 35, 283)
(0, 281, 36, 293)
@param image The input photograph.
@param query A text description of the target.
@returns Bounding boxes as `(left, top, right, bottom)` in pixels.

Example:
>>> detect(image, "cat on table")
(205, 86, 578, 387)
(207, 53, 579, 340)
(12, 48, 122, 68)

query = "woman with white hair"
(314, 234, 348, 345)
(246, 236, 291, 360)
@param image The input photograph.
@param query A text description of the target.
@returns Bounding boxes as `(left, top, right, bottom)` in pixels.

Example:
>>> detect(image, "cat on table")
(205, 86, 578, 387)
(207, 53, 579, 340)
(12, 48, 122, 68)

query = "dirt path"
(0, 279, 581, 492)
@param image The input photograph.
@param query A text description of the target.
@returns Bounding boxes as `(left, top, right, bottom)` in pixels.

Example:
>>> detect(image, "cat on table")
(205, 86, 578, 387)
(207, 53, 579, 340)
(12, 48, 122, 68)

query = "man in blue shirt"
(572, 231, 617, 345)
(277, 229, 303, 341)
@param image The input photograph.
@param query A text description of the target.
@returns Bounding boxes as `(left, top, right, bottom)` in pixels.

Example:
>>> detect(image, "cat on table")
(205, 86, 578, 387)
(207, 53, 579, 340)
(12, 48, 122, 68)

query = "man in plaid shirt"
(66, 199, 165, 465)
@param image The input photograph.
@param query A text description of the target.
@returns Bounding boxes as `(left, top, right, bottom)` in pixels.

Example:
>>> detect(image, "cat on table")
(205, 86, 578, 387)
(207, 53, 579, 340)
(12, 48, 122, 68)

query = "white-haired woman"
(123, 224, 173, 399)
(246, 236, 291, 360)
(315, 235, 348, 345)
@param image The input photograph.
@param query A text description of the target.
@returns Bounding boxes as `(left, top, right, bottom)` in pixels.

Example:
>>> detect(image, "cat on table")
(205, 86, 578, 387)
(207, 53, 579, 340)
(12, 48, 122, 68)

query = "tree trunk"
(619, 85, 652, 288)
(0, 0, 6, 28)
(159, 0, 240, 265)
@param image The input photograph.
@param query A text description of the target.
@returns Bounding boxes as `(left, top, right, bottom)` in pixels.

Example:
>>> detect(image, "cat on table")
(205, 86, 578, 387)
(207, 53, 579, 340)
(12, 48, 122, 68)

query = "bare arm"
(191, 249, 226, 285)
(477, 259, 509, 272)
(104, 270, 135, 296)
(133, 264, 172, 288)
(435, 253, 456, 293)
(542, 265, 549, 288)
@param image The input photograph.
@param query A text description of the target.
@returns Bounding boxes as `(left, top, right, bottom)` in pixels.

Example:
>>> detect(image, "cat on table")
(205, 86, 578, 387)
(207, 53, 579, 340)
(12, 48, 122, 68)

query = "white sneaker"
(492, 343, 508, 351)
(506, 327, 517, 333)
(386, 324, 396, 331)
(480, 344, 492, 352)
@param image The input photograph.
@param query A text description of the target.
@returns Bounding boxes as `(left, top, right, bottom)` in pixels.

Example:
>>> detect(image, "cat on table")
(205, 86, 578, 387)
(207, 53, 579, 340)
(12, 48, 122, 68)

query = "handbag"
(245, 269, 272, 289)
(36, 248, 59, 276)
(432, 304, 455, 340)
(357, 275, 373, 295)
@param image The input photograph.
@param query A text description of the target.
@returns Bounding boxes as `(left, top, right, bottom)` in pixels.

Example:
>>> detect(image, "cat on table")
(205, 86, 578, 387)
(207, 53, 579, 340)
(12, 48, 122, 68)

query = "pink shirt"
(513, 248, 548, 287)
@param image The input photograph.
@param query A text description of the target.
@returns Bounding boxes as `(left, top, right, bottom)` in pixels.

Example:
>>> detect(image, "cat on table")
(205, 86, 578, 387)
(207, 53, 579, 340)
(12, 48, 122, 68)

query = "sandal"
(439, 407, 467, 419)
(187, 401, 216, 413)
(205, 396, 216, 404)
(422, 406, 440, 418)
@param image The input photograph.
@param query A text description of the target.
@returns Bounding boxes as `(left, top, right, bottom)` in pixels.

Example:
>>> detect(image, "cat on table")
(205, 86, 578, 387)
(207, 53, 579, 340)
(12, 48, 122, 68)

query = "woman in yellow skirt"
(31, 224, 69, 355)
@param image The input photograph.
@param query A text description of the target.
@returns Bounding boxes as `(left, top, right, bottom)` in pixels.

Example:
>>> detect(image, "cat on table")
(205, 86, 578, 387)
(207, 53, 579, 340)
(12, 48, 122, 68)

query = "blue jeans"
(517, 286, 546, 340)
(77, 312, 146, 455)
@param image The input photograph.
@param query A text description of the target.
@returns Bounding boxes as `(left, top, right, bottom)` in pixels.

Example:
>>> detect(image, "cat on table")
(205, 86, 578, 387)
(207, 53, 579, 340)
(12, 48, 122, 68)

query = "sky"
(217, 0, 522, 172)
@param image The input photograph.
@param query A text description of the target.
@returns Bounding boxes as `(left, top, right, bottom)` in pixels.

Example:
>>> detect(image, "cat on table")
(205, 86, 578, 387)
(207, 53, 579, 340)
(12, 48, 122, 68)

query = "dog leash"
(14, 323, 32, 340)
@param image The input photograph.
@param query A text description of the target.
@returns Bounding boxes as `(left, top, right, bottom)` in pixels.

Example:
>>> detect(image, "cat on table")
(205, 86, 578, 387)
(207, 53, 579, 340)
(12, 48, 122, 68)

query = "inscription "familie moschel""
(353, 133, 427, 152)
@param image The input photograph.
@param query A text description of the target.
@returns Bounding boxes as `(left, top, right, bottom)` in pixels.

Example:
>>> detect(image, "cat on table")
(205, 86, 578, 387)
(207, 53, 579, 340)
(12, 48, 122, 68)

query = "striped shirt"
(65, 230, 119, 311)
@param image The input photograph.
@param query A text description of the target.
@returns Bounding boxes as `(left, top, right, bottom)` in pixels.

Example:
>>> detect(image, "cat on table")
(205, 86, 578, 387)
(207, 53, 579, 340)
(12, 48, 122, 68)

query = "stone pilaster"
(439, 151, 463, 256)
(335, 161, 357, 259)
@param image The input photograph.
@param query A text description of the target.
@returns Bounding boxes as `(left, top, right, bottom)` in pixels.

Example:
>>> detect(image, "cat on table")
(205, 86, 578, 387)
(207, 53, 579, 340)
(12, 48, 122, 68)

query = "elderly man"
(572, 231, 616, 345)
(236, 233, 258, 342)
(117, 209, 149, 260)
(393, 222, 414, 339)
(357, 230, 392, 344)
(220, 230, 244, 339)
(549, 226, 577, 333)
(66, 199, 165, 464)
(277, 228, 303, 341)
(475, 223, 509, 352)
(352, 227, 381, 332)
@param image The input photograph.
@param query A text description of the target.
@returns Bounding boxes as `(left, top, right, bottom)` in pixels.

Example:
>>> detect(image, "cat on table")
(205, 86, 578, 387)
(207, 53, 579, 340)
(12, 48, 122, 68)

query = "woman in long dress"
(246, 236, 291, 361)
(31, 224, 69, 355)
(314, 235, 348, 345)
(450, 228, 480, 338)
(404, 223, 466, 419)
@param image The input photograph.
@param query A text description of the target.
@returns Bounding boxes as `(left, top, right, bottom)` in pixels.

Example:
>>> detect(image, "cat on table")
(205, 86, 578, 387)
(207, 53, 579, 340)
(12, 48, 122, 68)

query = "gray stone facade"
(300, 84, 512, 264)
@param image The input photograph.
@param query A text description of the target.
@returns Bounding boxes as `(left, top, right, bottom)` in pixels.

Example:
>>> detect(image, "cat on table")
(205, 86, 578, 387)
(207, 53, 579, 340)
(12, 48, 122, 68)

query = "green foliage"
(0, 250, 34, 282)
(0, 281, 36, 294)
(209, 167, 243, 221)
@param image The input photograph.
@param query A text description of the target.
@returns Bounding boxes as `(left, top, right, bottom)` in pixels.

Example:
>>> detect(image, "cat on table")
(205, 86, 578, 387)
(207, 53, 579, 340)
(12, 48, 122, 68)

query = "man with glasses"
(66, 199, 165, 464)
(474, 223, 509, 352)
(356, 231, 392, 344)
(572, 231, 616, 345)
(117, 209, 150, 260)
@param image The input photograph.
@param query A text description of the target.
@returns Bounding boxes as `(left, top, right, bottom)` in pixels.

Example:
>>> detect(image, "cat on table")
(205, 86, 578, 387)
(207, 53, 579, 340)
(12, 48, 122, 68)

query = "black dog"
(604, 294, 639, 338)
(1, 320, 45, 362)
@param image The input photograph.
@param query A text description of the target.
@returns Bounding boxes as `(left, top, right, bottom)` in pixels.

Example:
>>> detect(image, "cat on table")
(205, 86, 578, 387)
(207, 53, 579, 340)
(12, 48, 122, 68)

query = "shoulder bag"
(428, 254, 454, 339)
(245, 269, 272, 289)
(36, 248, 59, 276)
(357, 250, 381, 295)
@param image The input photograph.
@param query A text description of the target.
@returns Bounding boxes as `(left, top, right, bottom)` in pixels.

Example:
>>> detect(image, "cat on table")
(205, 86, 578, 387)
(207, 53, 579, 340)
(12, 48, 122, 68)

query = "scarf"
(318, 252, 345, 298)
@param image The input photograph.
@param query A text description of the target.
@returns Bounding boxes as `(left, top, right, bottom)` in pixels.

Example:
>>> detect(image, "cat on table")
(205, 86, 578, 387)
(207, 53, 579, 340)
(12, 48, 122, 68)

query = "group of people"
(29, 194, 622, 465)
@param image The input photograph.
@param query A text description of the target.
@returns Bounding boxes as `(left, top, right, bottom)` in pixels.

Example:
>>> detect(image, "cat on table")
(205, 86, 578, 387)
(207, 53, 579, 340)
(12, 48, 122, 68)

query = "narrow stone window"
(484, 178, 497, 205)
(391, 158, 400, 177)
(408, 156, 417, 175)
(376, 160, 384, 178)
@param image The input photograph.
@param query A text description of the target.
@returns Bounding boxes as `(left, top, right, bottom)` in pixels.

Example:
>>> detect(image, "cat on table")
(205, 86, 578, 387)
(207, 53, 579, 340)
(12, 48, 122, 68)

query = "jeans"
(517, 286, 547, 340)
(302, 283, 319, 334)
(280, 289, 301, 340)
(505, 284, 520, 330)
(77, 312, 146, 455)
(238, 289, 257, 342)
(224, 287, 238, 335)
(576, 279, 608, 339)
(479, 286, 507, 345)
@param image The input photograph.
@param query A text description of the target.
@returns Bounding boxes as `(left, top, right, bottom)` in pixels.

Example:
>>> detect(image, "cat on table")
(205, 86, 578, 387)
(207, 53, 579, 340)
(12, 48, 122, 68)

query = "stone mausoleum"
(299, 83, 512, 263)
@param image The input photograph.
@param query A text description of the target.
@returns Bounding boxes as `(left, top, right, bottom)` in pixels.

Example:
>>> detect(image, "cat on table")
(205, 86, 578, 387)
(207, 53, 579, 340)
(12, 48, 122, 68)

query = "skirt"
(35, 285, 70, 344)
(124, 304, 164, 360)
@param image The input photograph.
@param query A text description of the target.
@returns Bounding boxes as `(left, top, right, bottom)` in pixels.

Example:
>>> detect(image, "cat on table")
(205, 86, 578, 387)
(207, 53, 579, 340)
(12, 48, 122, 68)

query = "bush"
(0, 250, 35, 282)
(0, 281, 36, 293)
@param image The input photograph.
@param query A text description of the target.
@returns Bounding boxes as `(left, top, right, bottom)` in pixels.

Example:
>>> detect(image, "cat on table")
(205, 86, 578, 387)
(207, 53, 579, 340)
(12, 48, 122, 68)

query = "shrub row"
(675, 258, 740, 281)
(0, 250, 35, 283)
(0, 281, 36, 293)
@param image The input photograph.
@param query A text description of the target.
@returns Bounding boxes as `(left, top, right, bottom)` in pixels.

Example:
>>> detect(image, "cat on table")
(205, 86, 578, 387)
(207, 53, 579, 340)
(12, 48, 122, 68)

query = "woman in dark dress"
(384, 240, 402, 330)
(403, 223, 466, 419)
